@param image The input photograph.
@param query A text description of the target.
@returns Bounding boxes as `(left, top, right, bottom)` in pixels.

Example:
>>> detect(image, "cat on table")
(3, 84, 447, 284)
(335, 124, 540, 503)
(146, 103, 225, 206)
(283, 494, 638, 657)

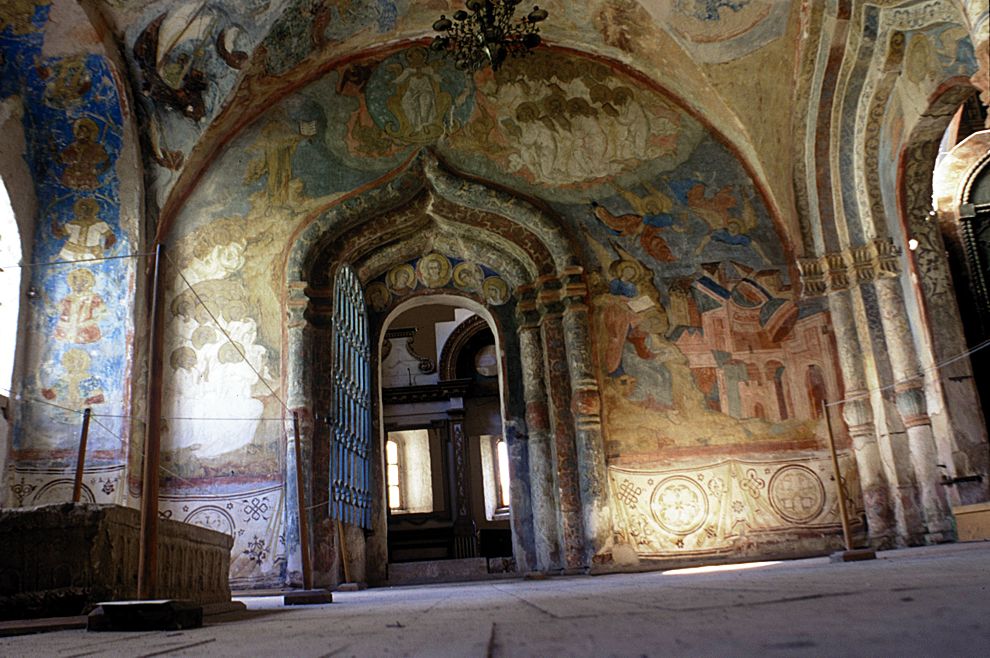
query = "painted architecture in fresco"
(0, 0, 988, 589)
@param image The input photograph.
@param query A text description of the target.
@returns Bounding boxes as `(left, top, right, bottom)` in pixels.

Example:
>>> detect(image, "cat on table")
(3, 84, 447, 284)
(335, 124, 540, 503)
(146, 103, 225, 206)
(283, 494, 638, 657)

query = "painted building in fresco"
(0, 0, 988, 588)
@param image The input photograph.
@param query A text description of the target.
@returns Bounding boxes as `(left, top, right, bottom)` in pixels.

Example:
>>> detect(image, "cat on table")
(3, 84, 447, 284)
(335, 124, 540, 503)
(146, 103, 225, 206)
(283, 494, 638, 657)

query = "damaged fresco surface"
(2, 1, 135, 505)
(160, 43, 850, 577)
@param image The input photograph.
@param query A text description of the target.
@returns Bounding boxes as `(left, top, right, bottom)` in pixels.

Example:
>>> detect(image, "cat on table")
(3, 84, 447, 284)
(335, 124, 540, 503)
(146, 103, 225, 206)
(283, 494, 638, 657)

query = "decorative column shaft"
(516, 290, 562, 571)
(538, 279, 585, 571)
(874, 275, 953, 540)
(559, 268, 613, 565)
(827, 289, 896, 546)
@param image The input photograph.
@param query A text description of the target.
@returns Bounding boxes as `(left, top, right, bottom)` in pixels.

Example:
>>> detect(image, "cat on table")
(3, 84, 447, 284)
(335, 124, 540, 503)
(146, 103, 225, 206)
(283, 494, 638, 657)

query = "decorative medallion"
(649, 475, 708, 535)
(185, 505, 237, 538)
(768, 465, 825, 524)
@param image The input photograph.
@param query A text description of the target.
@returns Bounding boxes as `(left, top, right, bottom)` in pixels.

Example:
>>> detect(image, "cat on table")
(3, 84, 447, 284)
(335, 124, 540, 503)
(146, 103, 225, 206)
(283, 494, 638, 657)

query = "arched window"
(330, 265, 372, 528)
(0, 179, 21, 394)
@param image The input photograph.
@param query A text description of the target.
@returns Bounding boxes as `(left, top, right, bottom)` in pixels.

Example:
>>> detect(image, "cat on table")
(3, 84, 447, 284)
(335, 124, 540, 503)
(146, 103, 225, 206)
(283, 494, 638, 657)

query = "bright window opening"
(496, 438, 511, 509)
(386, 429, 434, 514)
(0, 179, 21, 394)
(386, 439, 401, 510)
(480, 434, 511, 520)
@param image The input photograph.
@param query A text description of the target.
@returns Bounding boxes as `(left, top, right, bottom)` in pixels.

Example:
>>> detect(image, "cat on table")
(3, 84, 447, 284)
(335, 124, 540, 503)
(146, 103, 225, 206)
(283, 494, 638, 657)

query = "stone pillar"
(537, 278, 586, 571)
(874, 275, 953, 541)
(515, 289, 562, 571)
(559, 268, 613, 566)
(827, 289, 897, 547)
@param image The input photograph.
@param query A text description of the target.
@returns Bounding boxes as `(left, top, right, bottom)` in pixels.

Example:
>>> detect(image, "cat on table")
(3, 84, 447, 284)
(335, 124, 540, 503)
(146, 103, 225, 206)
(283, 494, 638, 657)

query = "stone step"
(386, 558, 513, 587)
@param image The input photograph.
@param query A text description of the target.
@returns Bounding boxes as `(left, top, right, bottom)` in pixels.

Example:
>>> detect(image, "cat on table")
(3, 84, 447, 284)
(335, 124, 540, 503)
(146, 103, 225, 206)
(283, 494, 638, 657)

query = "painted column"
(827, 287, 897, 547)
(515, 288, 562, 571)
(874, 274, 953, 541)
(2, 17, 134, 507)
(559, 268, 613, 566)
(537, 277, 586, 571)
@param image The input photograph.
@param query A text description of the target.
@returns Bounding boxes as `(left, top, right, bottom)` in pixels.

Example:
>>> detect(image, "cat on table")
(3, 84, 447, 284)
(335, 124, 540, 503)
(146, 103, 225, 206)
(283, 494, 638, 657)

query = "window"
(385, 428, 434, 515)
(495, 437, 511, 509)
(480, 434, 510, 519)
(386, 438, 402, 510)
(0, 179, 20, 393)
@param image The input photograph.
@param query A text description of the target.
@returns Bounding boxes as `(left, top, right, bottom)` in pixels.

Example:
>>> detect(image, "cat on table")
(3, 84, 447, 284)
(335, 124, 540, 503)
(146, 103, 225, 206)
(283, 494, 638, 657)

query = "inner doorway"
(378, 301, 513, 569)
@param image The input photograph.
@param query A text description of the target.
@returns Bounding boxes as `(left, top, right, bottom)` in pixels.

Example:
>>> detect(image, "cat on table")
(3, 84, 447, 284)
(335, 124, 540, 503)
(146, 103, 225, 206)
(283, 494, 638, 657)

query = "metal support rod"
(293, 411, 313, 590)
(139, 243, 166, 599)
(72, 408, 92, 503)
(823, 399, 854, 551)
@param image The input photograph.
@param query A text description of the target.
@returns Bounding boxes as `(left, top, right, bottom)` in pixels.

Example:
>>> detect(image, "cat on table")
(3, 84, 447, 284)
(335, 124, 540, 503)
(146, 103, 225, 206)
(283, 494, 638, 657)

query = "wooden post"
(337, 519, 352, 584)
(72, 408, 92, 503)
(293, 411, 313, 590)
(139, 243, 166, 600)
(823, 399, 853, 551)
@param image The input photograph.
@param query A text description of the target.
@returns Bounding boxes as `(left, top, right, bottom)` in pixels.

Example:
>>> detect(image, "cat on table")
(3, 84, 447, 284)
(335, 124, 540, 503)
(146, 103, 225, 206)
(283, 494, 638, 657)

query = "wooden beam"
(138, 244, 166, 599)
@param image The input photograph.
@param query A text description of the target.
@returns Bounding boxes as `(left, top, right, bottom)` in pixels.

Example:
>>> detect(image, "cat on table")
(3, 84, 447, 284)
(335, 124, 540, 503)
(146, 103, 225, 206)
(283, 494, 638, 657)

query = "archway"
(287, 155, 606, 585)
(377, 297, 513, 578)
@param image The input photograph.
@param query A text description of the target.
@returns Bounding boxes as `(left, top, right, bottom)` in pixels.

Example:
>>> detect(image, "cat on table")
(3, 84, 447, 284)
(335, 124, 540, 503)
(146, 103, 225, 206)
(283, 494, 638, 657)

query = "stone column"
(537, 278, 586, 571)
(559, 268, 613, 566)
(874, 274, 953, 541)
(827, 288, 897, 547)
(515, 289, 562, 571)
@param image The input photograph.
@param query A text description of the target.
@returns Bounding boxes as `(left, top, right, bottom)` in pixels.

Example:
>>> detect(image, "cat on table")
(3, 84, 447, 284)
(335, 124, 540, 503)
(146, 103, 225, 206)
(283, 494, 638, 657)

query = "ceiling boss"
(431, 0, 548, 72)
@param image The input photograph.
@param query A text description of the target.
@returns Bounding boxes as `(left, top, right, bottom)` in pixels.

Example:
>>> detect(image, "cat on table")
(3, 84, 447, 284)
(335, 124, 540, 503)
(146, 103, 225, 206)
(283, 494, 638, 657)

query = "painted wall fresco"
(1, 2, 135, 502)
(636, 0, 791, 63)
(157, 42, 851, 577)
(610, 454, 862, 556)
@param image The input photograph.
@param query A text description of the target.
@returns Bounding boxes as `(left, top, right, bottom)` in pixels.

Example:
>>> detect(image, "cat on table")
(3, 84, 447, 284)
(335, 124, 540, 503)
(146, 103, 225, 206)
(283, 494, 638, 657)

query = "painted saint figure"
(417, 253, 451, 288)
(54, 268, 105, 344)
(54, 197, 116, 261)
(59, 118, 111, 190)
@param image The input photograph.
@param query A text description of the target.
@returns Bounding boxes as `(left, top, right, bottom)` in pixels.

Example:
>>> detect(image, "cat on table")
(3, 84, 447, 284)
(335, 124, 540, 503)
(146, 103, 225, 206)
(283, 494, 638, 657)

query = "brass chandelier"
(431, 0, 548, 72)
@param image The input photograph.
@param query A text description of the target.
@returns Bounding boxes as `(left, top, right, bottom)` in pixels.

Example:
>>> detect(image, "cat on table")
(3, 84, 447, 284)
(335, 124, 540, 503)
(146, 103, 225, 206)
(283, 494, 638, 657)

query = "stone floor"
(2, 542, 988, 656)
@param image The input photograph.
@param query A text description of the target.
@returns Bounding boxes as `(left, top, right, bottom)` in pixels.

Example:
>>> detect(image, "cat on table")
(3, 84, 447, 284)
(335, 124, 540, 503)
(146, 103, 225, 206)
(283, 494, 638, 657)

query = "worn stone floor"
(2, 542, 988, 657)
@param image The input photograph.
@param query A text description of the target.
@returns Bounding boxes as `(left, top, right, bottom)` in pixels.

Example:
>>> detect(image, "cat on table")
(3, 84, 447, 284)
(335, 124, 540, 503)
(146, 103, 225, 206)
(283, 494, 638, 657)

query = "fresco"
(161, 43, 846, 577)
(1, 4, 134, 470)
(635, 0, 791, 63)
(366, 253, 512, 314)
(610, 454, 863, 556)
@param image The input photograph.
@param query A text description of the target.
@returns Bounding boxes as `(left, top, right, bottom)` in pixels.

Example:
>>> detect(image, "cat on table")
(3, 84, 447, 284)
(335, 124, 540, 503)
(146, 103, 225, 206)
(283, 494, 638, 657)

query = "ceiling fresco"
(86, 0, 799, 218)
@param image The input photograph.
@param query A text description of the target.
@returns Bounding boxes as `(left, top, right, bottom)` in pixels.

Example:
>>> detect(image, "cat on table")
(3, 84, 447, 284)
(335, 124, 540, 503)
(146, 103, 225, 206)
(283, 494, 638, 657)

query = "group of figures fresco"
(366, 253, 511, 313)
(1, 1, 130, 457)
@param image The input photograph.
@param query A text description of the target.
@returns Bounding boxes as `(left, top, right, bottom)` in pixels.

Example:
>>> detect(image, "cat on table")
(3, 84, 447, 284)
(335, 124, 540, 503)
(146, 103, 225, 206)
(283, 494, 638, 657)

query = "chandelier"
(431, 0, 548, 72)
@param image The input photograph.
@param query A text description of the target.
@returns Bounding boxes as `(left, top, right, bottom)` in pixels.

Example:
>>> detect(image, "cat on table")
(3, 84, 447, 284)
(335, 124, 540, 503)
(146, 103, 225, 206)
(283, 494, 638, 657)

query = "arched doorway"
(377, 299, 513, 579)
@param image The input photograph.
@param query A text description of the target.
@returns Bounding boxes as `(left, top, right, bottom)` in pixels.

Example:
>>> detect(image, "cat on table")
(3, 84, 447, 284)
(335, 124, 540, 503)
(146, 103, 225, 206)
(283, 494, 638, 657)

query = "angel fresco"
(591, 182, 684, 262)
(688, 183, 770, 264)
